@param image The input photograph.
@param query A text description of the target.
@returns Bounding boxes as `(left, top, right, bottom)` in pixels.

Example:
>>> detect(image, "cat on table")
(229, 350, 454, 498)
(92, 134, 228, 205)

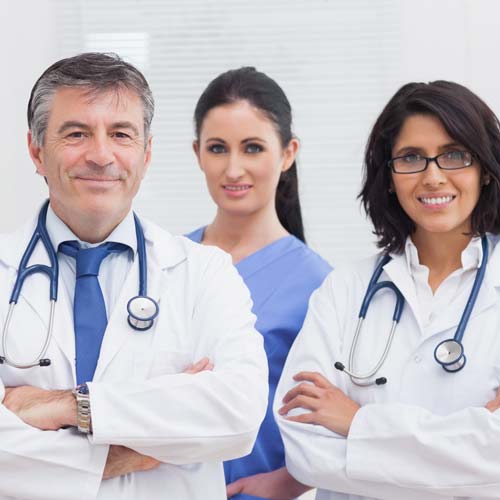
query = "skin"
(5, 85, 213, 479)
(194, 100, 307, 498)
(3, 357, 213, 477)
(193, 100, 299, 264)
(28, 86, 152, 243)
(280, 113, 495, 437)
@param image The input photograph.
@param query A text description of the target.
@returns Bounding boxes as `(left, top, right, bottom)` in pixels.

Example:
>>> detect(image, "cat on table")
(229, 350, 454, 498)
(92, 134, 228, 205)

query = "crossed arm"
(1, 357, 213, 480)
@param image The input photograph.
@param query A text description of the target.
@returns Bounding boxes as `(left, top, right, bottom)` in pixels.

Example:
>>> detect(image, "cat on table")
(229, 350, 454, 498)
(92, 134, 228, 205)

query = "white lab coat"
(0, 214, 268, 500)
(275, 236, 500, 500)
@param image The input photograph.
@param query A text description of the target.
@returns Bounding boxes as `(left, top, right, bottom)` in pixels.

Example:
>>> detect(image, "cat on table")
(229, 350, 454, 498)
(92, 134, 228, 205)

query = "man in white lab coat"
(0, 52, 268, 500)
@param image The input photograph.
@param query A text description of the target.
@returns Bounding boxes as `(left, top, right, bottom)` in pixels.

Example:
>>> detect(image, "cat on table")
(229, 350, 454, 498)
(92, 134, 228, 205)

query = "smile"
(223, 185, 252, 191)
(418, 195, 456, 206)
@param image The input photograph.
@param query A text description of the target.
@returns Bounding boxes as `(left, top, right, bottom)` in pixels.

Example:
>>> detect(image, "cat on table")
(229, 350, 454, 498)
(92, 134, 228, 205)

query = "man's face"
(29, 86, 151, 226)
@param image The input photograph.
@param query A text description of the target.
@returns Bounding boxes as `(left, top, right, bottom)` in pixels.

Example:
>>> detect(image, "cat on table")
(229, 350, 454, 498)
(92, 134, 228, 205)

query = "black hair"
(194, 67, 305, 242)
(360, 80, 500, 253)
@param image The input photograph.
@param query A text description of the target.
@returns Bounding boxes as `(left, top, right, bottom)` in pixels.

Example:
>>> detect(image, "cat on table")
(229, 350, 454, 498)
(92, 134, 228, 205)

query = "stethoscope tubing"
(0, 200, 157, 370)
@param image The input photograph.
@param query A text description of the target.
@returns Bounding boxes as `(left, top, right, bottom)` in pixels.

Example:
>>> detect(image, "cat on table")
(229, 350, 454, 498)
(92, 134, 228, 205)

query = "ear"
(28, 131, 46, 175)
(141, 135, 153, 178)
(193, 140, 203, 171)
(282, 138, 300, 172)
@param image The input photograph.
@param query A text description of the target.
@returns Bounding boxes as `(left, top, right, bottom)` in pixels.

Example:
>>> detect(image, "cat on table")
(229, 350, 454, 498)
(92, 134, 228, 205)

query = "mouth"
(223, 184, 252, 191)
(417, 194, 456, 207)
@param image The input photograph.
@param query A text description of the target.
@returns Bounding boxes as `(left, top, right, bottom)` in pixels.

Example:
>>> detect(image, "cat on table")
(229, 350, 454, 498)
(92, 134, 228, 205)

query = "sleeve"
(88, 249, 269, 465)
(275, 272, 500, 498)
(0, 398, 108, 500)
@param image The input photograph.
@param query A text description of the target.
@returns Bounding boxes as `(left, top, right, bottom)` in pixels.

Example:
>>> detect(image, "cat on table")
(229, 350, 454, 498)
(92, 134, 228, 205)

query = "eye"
(112, 131, 132, 140)
(66, 131, 85, 139)
(208, 143, 226, 154)
(245, 143, 263, 154)
(443, 150, 465, 160)
(401, 154, 423, 164)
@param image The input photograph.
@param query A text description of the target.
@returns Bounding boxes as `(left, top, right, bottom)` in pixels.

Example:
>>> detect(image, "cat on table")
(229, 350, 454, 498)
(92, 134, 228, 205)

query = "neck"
(411, 230, 473, 292)
(50, 200, 129, 244)
(203, 204, 288, 263)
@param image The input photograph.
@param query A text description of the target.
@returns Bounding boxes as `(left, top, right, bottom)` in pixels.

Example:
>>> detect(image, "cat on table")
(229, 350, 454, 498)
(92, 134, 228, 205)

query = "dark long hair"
(194, 67, 305, 242)
(360, 80, 500, 253)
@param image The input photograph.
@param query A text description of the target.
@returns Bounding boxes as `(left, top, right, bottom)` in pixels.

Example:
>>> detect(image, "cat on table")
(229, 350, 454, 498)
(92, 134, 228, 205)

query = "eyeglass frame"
(387, 151, 476, 174)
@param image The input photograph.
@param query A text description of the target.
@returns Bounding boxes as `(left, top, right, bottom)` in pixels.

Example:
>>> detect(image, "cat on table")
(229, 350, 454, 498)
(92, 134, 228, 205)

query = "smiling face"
(194, 100, 297, 219)
(28, 86, 151, 233)
(391, 114, 483, 244)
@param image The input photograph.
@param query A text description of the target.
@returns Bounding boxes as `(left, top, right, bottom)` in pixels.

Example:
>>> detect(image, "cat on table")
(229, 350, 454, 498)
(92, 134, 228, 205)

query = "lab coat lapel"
(93, 221, 186, 380)
(1, 216, 76, 372)
(426, 238, 500, 339)
(382, 253, 424, 332)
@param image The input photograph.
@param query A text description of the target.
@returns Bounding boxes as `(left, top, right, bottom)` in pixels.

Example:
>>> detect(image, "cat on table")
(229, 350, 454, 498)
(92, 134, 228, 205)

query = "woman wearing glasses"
(187, 67, 331, 499)
(275, 81, 500, 499)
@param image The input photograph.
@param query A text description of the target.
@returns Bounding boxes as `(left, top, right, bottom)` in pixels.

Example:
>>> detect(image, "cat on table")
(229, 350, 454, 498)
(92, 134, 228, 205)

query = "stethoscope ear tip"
(334, 361, 345, 372)
(375, 377, 387, 385)
(0, 356, 4, 364)
(39, 359, 51, 367)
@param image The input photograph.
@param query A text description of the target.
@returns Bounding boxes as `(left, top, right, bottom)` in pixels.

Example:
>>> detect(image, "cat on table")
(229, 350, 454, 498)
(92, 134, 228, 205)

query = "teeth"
(225, 185, 250, 191)
(420, 196, 454, 205)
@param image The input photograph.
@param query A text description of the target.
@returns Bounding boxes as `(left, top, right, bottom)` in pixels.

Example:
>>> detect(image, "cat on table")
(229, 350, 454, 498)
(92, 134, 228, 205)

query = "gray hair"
(28, 52, 154, 147)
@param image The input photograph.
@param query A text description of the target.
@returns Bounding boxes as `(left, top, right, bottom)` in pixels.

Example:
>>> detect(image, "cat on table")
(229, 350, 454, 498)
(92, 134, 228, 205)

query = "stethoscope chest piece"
(127, 295, 159, 331)
(434, 339, 466, 372)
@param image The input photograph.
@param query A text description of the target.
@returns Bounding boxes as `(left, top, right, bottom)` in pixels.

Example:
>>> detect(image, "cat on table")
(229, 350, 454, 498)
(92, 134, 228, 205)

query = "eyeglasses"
(388, 151, 475, 174)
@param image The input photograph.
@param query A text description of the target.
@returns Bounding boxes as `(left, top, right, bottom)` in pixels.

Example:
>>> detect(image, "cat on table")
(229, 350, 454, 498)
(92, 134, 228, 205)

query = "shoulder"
(141, 217, 232, 272)
(315, 252, 380, 301)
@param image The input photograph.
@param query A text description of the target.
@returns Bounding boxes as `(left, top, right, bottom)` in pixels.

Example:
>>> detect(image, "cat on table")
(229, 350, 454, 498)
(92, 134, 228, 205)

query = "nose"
(225, 152, 245, 180)
(421, 158, 447, 187)
(84, 134, 114, 167)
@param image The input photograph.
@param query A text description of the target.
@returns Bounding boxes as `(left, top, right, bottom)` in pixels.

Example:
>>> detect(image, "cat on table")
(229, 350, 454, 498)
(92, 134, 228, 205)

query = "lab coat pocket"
(135, 350, 193, 379)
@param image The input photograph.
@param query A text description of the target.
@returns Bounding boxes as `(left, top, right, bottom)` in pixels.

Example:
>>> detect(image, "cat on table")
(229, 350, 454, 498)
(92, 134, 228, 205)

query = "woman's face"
(194, 100, 298, 218)
(391, 114, 484, 242)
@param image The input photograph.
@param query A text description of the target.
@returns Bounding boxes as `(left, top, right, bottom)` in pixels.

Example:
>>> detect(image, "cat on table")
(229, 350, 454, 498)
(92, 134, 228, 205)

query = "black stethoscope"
(335, 236, 488, 386)
(0, 200, 159, 369)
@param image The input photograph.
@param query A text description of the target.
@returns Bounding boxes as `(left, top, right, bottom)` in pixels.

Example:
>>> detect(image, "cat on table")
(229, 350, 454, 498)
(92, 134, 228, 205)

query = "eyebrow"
(57, 120, 140, 136)
(394, 142, 463, 157)
(205, 136, 267, 144)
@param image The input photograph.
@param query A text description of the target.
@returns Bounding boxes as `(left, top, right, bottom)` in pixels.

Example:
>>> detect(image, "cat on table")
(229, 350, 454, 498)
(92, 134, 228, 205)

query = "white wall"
(0, 0, 59, 228)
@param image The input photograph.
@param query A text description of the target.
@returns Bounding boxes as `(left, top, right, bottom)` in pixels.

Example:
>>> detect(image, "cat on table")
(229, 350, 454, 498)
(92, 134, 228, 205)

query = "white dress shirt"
(45, 205, 136, 317)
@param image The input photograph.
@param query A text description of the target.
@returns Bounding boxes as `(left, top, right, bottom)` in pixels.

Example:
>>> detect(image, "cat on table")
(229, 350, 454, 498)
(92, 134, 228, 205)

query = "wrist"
(72, 384, 92, 434)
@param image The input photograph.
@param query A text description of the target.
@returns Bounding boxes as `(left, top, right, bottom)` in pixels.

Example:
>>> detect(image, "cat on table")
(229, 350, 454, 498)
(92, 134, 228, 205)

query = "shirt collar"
(403, 235, 484, 274)
(45, 205, 137, 256)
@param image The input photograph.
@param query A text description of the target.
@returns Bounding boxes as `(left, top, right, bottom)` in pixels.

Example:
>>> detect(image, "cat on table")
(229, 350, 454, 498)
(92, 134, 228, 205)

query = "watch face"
(77, 383, 89, 395)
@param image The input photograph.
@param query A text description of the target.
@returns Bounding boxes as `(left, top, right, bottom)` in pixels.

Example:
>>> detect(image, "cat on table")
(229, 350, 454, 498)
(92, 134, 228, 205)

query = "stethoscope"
(334, 235, 488, 387)
(0, 200, 159, 369)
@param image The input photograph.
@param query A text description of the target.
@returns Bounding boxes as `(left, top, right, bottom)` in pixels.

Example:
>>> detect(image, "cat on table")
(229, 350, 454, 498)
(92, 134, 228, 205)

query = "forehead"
(394, 114, 454, 148)
(200, 100, 279, 139)
(46, 86, 144, 129)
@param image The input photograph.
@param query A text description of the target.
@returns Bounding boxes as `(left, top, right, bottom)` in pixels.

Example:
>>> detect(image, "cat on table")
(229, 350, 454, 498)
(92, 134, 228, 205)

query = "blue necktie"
(59, 241, 128, 384)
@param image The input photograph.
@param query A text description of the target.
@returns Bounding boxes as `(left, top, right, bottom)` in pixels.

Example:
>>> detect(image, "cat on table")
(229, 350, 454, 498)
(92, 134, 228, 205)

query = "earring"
(388, 187, 394, 194)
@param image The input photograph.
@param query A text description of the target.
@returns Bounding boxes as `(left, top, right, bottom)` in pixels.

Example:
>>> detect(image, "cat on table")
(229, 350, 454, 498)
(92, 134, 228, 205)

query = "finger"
(282, 382, 322, 404)
(293, 371, 333, 389)
(285, 411, 321, 425)
(184, 357, 210, 374)
(485, 398, 500, 412)
(226, 479, 244, 497)
(279, 395, 319, 415)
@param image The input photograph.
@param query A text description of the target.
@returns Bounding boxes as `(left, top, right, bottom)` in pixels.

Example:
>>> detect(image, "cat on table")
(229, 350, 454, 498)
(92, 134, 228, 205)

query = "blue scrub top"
(186, 228, 332, 500)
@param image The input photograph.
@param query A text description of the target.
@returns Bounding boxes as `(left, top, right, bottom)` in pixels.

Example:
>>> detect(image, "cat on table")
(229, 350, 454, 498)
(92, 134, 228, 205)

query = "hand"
(183, 357, 214, 374)
(278, 371, 360, 436)
(486, 386, 500, 412)
(226, 467, 311, 499)
(103, 445, 160, 480)
(3, 385, 76, 430)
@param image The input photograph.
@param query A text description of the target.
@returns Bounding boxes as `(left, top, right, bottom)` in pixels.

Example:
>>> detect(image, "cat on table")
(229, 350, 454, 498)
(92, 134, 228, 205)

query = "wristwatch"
(73, 383, 92, 434)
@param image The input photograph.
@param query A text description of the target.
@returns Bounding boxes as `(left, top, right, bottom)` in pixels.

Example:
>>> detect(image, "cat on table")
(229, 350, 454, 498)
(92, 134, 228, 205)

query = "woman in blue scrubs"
(187, 67, 332, 499)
